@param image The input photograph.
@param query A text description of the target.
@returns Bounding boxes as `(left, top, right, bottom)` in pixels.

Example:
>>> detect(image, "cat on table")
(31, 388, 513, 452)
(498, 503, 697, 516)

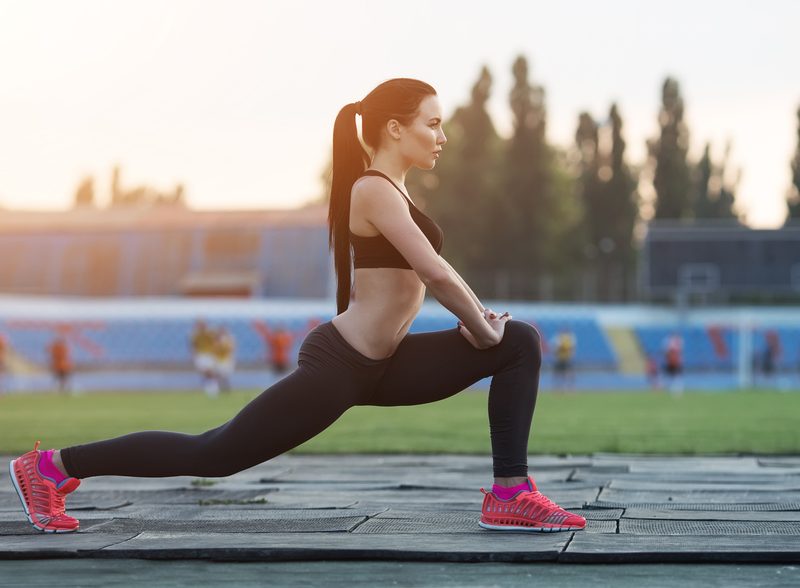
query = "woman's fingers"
(457, 324, 482, 349)
(460, 311, 511, 332)
(489, 310, 512, 321)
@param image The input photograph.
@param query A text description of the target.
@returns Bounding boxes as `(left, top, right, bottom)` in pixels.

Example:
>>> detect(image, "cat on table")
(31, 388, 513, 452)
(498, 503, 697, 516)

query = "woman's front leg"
(366, 320, 543, 479)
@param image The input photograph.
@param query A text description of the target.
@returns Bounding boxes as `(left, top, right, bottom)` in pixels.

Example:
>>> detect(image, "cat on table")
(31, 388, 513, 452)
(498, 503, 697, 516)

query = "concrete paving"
(1, 454, 800, 564)
(3, 561, 800, 588)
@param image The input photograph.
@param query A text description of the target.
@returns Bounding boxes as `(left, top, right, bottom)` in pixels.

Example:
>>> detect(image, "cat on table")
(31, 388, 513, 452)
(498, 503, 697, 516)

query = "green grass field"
(1, 389, 799, 455)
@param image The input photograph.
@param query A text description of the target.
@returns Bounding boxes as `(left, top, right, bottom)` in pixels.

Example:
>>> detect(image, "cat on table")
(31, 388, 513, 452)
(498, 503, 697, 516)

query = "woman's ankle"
(52, 450, 70, 478)
(36, 449, 70, 484)
(493, 476, 528, 487)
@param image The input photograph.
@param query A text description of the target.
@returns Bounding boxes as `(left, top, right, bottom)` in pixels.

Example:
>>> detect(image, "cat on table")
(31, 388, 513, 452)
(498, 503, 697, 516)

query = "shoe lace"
(522, 490, 563, 513)
(51, 488, 67, 516)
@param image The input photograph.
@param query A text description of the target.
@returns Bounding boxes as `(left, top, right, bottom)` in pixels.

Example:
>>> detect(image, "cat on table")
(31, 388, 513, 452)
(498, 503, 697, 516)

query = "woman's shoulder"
(351, 173, 385, 193)
(351, 175, 409, 209)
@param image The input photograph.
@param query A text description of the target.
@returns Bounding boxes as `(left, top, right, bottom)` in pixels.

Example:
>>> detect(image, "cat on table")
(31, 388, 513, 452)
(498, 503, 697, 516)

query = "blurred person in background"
(266, 324, 293, 374)
(254, 318, 322, 374)
(759, 329, 781, 386)
(212, 327, 236, 394)
(10, 78, 584, 535)
(663, 332, 684, 395)
(254, 321, 290, 373)
(552, 327, 576, 391)
(645, 355, 661, 390)
(190, 320, 218, 396)
(48, 336, 73, 395)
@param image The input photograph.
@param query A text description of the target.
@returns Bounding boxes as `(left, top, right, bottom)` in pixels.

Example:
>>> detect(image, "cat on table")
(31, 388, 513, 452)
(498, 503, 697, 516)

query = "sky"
(0, 0, 798, 227)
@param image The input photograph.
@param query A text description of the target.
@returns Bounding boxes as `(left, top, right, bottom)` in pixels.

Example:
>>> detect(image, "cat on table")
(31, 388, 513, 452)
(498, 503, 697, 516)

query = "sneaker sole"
(8, 459, 78, 534)
(479, 520, 583, 532)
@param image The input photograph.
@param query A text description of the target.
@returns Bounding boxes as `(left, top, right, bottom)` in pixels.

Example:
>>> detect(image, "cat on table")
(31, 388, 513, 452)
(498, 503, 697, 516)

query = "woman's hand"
(457, 309, 512, 349)
(483, 308, 506, 321)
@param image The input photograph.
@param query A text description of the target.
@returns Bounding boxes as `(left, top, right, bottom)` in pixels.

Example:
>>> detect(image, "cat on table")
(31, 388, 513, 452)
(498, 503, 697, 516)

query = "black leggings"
(61, 320, 542, 479)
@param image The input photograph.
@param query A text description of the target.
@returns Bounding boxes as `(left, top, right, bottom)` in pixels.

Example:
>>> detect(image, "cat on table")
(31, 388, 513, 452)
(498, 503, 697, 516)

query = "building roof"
(0, 204, 328, 234)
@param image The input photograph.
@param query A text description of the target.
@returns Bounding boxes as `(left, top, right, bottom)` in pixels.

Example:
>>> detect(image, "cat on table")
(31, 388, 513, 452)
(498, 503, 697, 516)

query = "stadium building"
(0, 205, 332, 298)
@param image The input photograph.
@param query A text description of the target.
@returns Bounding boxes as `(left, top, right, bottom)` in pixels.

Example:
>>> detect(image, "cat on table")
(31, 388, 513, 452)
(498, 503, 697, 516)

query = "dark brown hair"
(328, 78, 437, 314)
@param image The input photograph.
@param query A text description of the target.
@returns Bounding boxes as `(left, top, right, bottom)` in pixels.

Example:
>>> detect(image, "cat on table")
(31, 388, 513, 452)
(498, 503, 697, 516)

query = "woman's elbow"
(420, 267, 452, 288)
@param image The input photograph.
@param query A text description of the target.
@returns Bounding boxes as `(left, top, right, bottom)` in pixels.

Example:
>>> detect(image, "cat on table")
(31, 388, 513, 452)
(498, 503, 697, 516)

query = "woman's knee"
(190, 429, 246, 477)
(194, 446, 248, 477)
(502, 320, 542, 367)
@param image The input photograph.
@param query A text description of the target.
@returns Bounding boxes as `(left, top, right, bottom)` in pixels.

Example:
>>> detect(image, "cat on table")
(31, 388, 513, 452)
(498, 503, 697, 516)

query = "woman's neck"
(368, 152, 409, 187)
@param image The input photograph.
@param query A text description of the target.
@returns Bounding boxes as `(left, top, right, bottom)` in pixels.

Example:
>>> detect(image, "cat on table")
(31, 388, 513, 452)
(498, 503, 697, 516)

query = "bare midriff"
(331, 268, 425, 360)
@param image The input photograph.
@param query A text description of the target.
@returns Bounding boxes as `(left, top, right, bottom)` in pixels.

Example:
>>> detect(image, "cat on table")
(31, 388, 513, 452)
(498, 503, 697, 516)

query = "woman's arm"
(439, 256, 484, 315)
(356, 178, 499, 347)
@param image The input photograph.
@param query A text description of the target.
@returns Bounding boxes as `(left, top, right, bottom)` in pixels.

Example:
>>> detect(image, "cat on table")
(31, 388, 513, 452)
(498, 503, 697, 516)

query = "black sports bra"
(350, 170, 444, 269)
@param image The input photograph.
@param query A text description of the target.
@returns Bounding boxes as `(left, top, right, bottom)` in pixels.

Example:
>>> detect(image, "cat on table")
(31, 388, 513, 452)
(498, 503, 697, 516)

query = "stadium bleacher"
(752, 328, 800, 371)
(3, 298, 800, 393)
(405, 314, 616, 369)
(635, 326, 734, 370)
(1, 310, 617, 370)
(634, 325, 800, 372)
(1, 318, 315, 368)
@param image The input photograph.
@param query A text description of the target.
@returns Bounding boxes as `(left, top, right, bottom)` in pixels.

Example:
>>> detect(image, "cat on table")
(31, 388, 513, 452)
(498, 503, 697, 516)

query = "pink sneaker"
(479, 476, 586, 532)
(9, 441, 81, 533)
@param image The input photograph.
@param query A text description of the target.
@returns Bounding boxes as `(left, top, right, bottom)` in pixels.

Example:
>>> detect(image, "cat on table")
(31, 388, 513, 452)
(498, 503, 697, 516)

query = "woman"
(9, 78, 585, 534)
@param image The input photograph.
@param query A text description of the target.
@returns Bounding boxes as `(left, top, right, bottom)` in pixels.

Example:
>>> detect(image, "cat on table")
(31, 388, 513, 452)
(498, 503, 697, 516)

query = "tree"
(650, 78, 691, 219)
(409, 66, 502, 294)
(73, 176, 95, 208)
(574, 111, 602, 295)
(603, 104, 639, 299)
(788, 105, 800, 222)
(501, 55, 555, 297)
(692, 142, 738, 220)
(575, 104, 638, 300)
(108, 165, 186, 208)
(410, 59, 582, 300)
(575, 111, 602, 238)
(692, 144, 713, 218)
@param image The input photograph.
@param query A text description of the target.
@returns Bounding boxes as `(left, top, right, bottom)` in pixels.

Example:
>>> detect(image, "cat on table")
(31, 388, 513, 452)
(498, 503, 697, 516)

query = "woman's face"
(397, 94, 447, 170)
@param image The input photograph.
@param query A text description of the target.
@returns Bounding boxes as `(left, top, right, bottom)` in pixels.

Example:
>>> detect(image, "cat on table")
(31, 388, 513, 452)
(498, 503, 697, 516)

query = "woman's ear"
(386, 118, 402, 140)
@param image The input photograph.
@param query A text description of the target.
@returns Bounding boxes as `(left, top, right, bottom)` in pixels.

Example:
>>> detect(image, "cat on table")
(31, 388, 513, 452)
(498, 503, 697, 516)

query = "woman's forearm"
(440, 257, 485, 314)
(425, 273, 498, 347)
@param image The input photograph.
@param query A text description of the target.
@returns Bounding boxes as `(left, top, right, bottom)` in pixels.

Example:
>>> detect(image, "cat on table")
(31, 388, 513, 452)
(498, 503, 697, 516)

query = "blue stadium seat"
(635, 326, 735, 370)
(1, 312, 617, 371)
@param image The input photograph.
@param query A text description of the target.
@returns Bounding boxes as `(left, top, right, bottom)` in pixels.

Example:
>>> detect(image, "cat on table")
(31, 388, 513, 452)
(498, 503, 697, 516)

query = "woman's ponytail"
(328, 102, 369, 315)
